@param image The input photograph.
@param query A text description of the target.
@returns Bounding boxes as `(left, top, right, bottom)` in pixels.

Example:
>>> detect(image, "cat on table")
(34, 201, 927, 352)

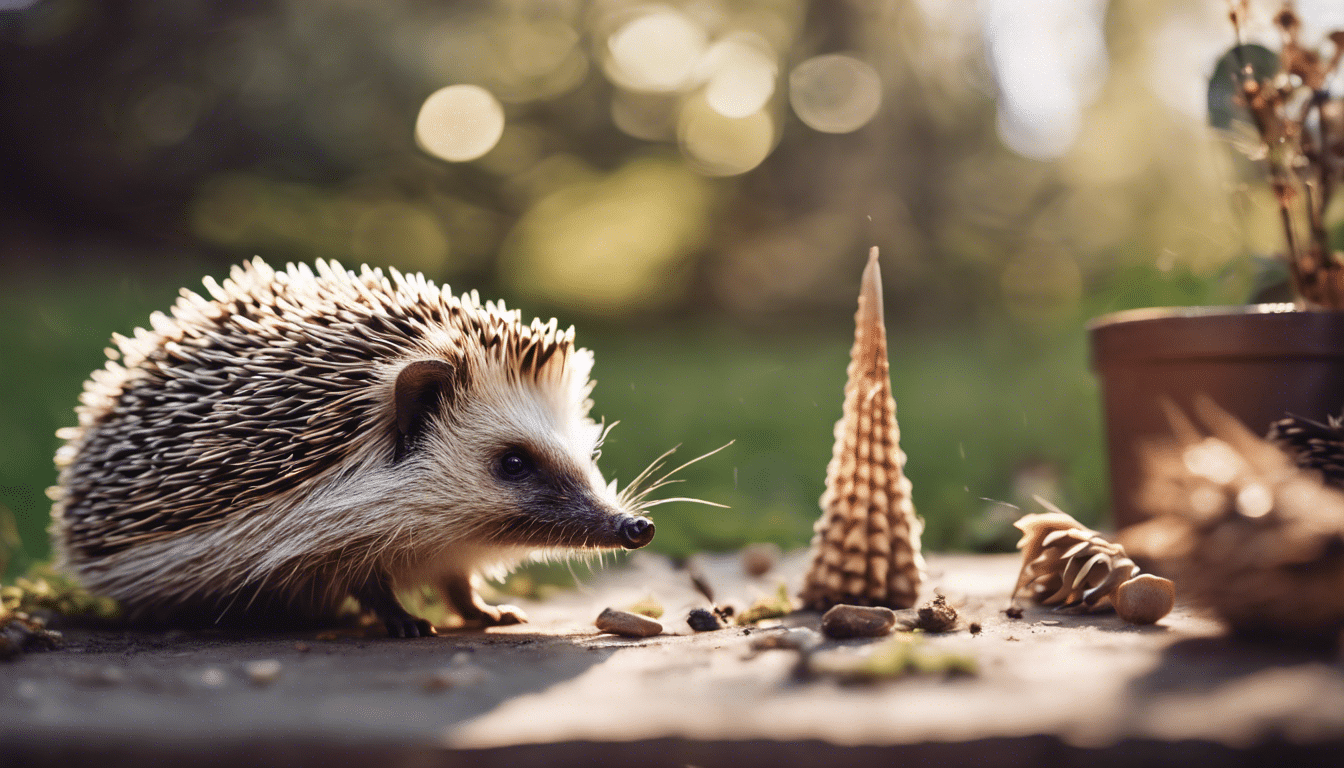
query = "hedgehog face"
(393, 358, 654, 554)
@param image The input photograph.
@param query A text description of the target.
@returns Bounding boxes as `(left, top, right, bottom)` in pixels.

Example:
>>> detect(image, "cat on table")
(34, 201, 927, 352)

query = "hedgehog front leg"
(353, 572, 436, 638)
(443, 573, 528, 626)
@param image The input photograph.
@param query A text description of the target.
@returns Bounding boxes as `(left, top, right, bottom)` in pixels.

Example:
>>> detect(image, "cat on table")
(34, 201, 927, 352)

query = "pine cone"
(1011, 498, 1172, 624)
(1268, 413, 1344, 489)
(1139, 397, 1344, 643)
(800, 248, 924, 611)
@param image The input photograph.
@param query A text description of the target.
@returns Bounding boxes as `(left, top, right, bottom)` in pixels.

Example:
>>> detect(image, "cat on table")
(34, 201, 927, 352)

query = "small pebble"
(1005, 606, 1024, 619)
(293, 642, 311, 653)
(245, 659, 283, 686)
(821, 604, 897, 639)
(687, 608, 723, 632)
(969, 622, 982, 635)
(200, 667, 227, 688)
(914, 595, 958, 633)
(741, 543, 781, 577)
(750, 627, 822, 652)
(1038, 619, 1060, 626)
(594, 607, 663, 638)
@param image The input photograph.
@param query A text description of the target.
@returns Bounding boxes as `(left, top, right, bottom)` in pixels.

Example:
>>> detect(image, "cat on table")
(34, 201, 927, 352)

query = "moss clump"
(1, 564, 119, 620)
(809, 635, 977, 682)
(626, 595, 664, 619)
(737, 583, 794, 625)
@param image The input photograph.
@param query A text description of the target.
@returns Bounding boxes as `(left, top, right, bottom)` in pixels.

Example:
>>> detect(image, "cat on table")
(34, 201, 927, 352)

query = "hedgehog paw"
(481, 604, 528, 626)
(385, 615, 437, 639)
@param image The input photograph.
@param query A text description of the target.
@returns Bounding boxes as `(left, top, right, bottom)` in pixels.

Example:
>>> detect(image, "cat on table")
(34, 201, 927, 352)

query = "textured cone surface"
(800, 248, 924, 610)
(1268, 413, 1344, 489)
(1140, 400, 1344, 641)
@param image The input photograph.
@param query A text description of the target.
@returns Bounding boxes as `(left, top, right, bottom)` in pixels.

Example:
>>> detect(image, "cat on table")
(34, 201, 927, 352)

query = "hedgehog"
(48, 258, 671, 637)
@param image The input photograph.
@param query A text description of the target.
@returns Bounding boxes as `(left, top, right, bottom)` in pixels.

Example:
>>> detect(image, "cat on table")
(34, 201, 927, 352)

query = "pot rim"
(1089, 303, 1344, 365)
(1086, 303, 1302, 330)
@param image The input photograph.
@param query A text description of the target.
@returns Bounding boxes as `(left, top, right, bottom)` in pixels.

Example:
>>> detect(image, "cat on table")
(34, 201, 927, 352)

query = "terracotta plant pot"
(1089, 304, 1344, 528)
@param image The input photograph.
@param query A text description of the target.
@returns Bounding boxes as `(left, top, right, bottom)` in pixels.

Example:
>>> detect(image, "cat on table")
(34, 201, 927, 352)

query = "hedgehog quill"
(49, 259, 708, 637)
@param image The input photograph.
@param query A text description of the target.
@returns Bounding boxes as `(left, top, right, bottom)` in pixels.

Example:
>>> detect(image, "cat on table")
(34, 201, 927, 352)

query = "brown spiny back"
(52, 258, 580, 558)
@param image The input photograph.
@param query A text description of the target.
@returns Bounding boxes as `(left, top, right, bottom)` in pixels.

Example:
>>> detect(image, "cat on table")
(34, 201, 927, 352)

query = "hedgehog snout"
(617, 515, 655, 549)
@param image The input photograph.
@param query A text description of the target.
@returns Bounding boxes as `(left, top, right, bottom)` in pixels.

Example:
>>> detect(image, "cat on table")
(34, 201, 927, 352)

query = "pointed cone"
(800, 247, 925, 610)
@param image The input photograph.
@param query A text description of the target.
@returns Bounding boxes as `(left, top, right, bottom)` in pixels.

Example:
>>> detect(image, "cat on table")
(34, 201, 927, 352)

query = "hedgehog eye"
(498, 450, 535, 480)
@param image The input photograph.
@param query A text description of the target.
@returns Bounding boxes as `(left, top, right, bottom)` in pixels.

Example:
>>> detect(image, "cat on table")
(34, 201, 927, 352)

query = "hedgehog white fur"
(49, 258, 659, 637)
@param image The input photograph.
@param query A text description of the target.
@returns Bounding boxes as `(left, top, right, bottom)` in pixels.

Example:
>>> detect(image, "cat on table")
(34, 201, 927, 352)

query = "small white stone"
(595, 607, 663, 638)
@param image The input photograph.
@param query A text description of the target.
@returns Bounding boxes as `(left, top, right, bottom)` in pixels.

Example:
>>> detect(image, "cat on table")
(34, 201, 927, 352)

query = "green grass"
(2, 257, 1242, 578)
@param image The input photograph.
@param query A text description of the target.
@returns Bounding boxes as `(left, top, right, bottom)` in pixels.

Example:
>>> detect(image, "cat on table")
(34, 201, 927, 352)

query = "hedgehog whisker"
(634, 496, 730, 510)
(619, 440, 734, 509)
(618, 444, 683, 506)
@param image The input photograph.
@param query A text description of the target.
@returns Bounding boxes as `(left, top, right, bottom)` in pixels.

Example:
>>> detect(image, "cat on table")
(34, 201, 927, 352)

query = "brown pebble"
(741, 543, 781, 577)
(595, 607, 663, 638)
(1005, 606, 1024, 619)
(821, 604, 897, 639)
(1114, 574, 1175, 625)
(914, 595, 958, 632)
(293, 642, 311, 653)
(969, 622, 982, 635)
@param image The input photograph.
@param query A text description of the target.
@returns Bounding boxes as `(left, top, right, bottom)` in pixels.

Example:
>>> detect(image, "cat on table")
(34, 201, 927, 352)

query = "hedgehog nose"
(618, 516, 655, 549)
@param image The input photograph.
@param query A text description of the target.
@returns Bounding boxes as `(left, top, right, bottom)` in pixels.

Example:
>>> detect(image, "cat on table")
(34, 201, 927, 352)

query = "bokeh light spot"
(679, 96, 775, 177)
(605, 8, 707, 92)
(701, 35, 777, 119)
(788, 54, 882, 133)
(415, 84, 505, 163)
(501, 158, 713, 314)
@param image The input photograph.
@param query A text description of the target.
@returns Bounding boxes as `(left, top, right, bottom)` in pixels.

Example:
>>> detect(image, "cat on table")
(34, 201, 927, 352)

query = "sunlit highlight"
(788, 54, 882, 133)
(415, 84, 506, 163)
(700, 35, 777, 118)
(605, 8, 707, 92)
(679, 96, 775, 176)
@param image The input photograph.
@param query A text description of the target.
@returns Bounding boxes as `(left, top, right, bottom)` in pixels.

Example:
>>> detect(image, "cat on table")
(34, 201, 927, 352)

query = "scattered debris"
(737, 583, 794, 625)
(913, 595, 958, 633)
(687, 608, 723, 632)
(0, 614, 61, 661)
(822, 604, 897, 639)
(244, 659, 283, 686)
(741, 543, 780, 577)
(627, 596, 664, 619)
(595, 607, 663, 638)
(689, 569, 716, 604)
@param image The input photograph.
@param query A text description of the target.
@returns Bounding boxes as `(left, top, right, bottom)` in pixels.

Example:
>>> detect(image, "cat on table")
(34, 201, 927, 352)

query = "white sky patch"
(1151, 0, 1344, 122)
(982, 0, 1110, 160)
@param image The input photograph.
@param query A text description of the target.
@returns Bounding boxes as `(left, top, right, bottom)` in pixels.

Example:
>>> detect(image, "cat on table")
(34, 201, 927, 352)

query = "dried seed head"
(801, 248, 924, 611)
(1139, 398, 1344, 642)
(1011, 497, 1147, 616)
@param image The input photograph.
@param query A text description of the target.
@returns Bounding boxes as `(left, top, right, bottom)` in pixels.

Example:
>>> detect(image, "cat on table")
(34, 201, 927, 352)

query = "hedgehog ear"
(393, 359, 457, 460)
